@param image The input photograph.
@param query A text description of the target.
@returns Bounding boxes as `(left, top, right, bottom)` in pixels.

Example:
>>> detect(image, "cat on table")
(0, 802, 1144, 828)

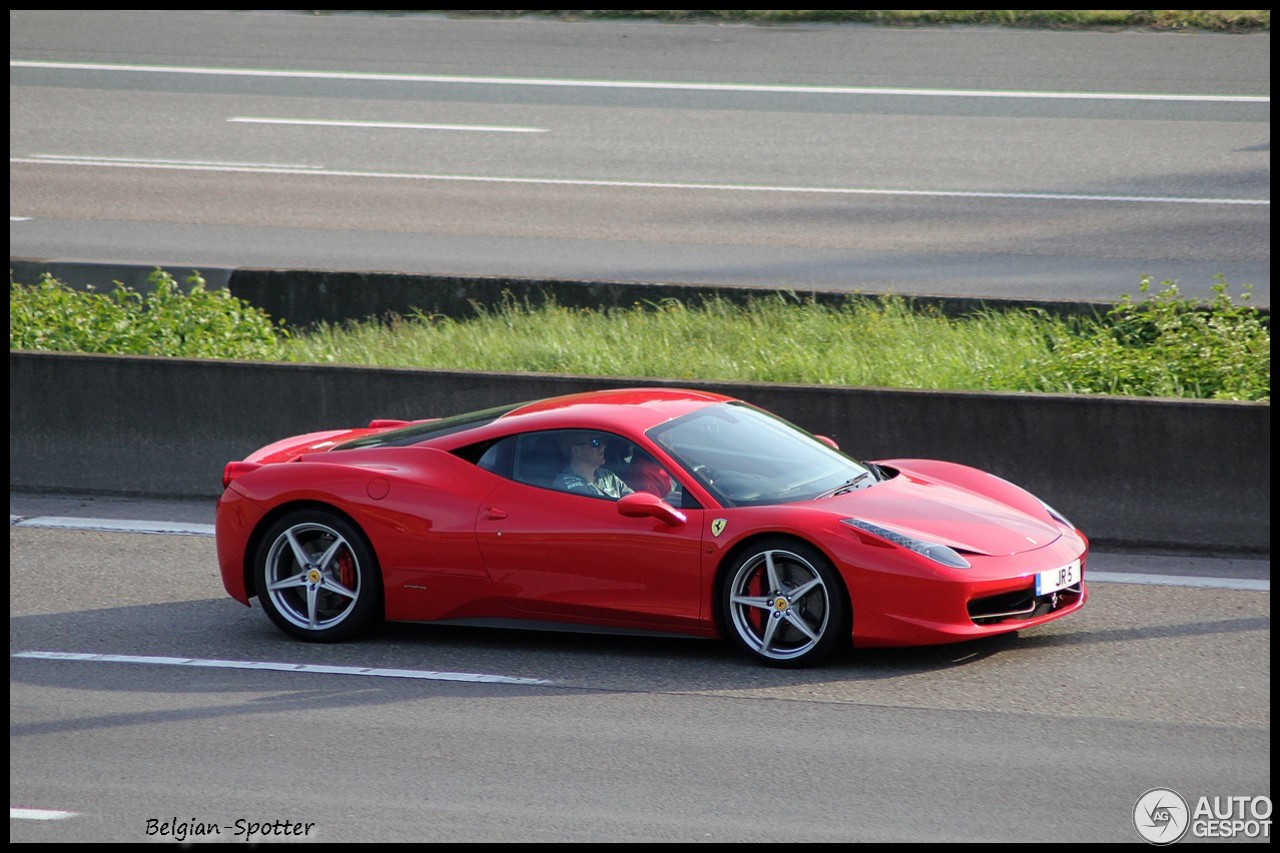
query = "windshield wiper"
(815, 472, 871, 499)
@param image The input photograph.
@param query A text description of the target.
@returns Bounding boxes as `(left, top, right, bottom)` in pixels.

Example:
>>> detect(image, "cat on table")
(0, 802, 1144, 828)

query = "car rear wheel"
(255, 509, 383, 642)
(720, 539, 847, 667)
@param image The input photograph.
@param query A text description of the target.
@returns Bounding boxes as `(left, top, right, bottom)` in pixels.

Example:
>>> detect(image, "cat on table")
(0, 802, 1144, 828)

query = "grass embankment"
(10, 270, 1270, 402)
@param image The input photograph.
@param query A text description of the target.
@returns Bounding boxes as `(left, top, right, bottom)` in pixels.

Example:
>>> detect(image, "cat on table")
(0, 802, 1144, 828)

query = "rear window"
(334, 402, 524, 450)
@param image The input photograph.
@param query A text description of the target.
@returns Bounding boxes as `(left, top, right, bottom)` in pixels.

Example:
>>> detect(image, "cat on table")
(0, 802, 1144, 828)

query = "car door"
(474, 430, 706, 633)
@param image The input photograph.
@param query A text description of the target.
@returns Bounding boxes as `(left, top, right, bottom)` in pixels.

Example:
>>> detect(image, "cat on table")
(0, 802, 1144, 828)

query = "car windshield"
(647, 402, 874, 507)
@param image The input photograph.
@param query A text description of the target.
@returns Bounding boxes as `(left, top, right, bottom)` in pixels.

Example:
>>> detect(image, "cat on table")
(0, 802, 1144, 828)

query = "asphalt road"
(8, 495, 1271, 842)
(9, 10, 1271, 305)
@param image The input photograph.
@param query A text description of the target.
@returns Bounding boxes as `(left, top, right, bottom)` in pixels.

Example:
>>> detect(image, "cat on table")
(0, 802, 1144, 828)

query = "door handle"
(484, 507, 508, 520)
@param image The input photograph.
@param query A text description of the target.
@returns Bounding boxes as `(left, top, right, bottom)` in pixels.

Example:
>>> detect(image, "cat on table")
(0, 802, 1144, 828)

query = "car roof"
(497, 387, 733, 432)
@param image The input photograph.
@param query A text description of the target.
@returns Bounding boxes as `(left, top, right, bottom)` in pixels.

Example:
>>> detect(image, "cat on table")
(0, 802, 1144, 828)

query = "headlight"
(842, 518, 971, 569)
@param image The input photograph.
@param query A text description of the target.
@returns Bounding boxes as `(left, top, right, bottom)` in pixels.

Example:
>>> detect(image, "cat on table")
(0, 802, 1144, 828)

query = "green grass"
(286, 294, 1059, 392)
(17, 269, 1267, 402)
(421, 10, 1270, 32)
(9, 269, 289, 361)
(282, 282, 1268, 401)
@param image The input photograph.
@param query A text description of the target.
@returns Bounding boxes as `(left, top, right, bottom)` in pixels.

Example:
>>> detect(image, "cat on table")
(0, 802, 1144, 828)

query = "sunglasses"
(575, 437, 605, 447)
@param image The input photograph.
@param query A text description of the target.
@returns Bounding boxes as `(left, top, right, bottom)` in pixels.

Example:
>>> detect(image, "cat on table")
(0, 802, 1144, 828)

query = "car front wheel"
(720, 539, 848, 667)
(254, 510, 383, 642)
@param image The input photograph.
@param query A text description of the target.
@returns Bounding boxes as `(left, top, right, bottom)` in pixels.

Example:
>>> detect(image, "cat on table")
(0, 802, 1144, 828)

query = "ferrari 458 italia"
(216, 388, 1087, 667)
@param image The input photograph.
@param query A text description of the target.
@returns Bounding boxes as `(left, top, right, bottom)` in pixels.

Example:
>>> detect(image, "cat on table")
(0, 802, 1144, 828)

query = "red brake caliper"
(750, 571, 766, 634)
(337, 551, 356, 589)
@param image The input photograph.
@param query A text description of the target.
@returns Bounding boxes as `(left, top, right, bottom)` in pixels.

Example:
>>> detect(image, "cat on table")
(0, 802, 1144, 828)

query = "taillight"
(222, 461, 263, 489)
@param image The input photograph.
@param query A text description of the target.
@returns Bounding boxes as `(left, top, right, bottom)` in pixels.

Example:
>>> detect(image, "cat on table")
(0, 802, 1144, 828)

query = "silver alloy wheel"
(727, 547, 831, 663)
(263, 521, 362, 632)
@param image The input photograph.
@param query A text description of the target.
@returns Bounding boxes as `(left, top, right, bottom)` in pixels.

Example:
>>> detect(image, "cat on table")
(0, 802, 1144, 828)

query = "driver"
(556, 432, 634, 499)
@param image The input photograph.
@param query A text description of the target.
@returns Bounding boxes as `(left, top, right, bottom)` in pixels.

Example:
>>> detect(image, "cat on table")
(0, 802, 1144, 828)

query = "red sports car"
(216, 388, 1087, 667)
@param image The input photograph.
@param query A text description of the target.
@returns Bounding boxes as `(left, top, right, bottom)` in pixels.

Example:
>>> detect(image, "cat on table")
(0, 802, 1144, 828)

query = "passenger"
(626, 460, 674, 498)
(555, 432, 634, 499)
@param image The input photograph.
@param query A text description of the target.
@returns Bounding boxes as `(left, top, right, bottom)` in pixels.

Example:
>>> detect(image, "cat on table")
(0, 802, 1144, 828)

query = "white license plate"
(1035, 559, 1081, 595)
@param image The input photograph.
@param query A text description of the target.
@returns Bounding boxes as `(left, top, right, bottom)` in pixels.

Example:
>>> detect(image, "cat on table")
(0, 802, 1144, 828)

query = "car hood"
(826, 476, 1061, 557)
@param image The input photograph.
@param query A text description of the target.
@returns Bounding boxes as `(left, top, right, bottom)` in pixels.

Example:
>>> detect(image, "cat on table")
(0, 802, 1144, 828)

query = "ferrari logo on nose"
(711, 518, 727, 537)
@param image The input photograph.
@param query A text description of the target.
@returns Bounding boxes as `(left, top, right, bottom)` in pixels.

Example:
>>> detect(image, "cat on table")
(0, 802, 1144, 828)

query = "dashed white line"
(10, 808, 78, 821)
(10, 515, 215, 537)
(9, 156, 1267, 206)
(229, 116, 548, 133)
(32, 153, 322, 169)
(11, 60, 1270, 104)
(12, 651, 553, 685)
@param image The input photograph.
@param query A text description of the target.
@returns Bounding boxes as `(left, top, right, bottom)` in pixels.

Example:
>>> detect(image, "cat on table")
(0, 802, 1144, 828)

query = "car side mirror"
(617, 491, 687, 527)
(814, 434, 839, 451)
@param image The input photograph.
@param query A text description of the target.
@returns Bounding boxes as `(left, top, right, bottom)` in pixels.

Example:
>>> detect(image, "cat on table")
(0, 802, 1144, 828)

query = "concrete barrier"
(222, 267, 1124, 327)
(9, 350, 1269, 553)
(11, 258, 1126, 325)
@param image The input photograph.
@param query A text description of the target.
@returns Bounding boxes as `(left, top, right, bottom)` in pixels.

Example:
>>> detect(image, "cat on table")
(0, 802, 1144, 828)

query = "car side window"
(477, 430, 682, 504)
(475, 438, 514, 477)
(512, 432, 567, 488)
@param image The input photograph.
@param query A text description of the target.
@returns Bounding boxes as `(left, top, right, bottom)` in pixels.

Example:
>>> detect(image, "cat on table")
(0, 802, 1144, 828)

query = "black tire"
(719, 538, 848, 667)
(254, 509, 383, 642)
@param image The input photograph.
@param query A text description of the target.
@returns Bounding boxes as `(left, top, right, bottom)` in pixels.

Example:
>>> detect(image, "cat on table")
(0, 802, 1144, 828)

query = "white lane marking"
(9, 156, 1267, 206)
(229, 116, 547, 133)
(11, 216, 32, 221)
(12, 651, 553, 685)
(1089, 571, 1268, 592)
(32, 153, 322, 169)
(10, 516, 215, 537)
(10, 808, 78, 821)
(11, 60, 1270, 104)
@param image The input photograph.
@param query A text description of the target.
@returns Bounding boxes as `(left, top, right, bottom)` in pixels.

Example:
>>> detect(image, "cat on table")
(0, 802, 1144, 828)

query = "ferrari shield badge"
(711, 518, 727, 537)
